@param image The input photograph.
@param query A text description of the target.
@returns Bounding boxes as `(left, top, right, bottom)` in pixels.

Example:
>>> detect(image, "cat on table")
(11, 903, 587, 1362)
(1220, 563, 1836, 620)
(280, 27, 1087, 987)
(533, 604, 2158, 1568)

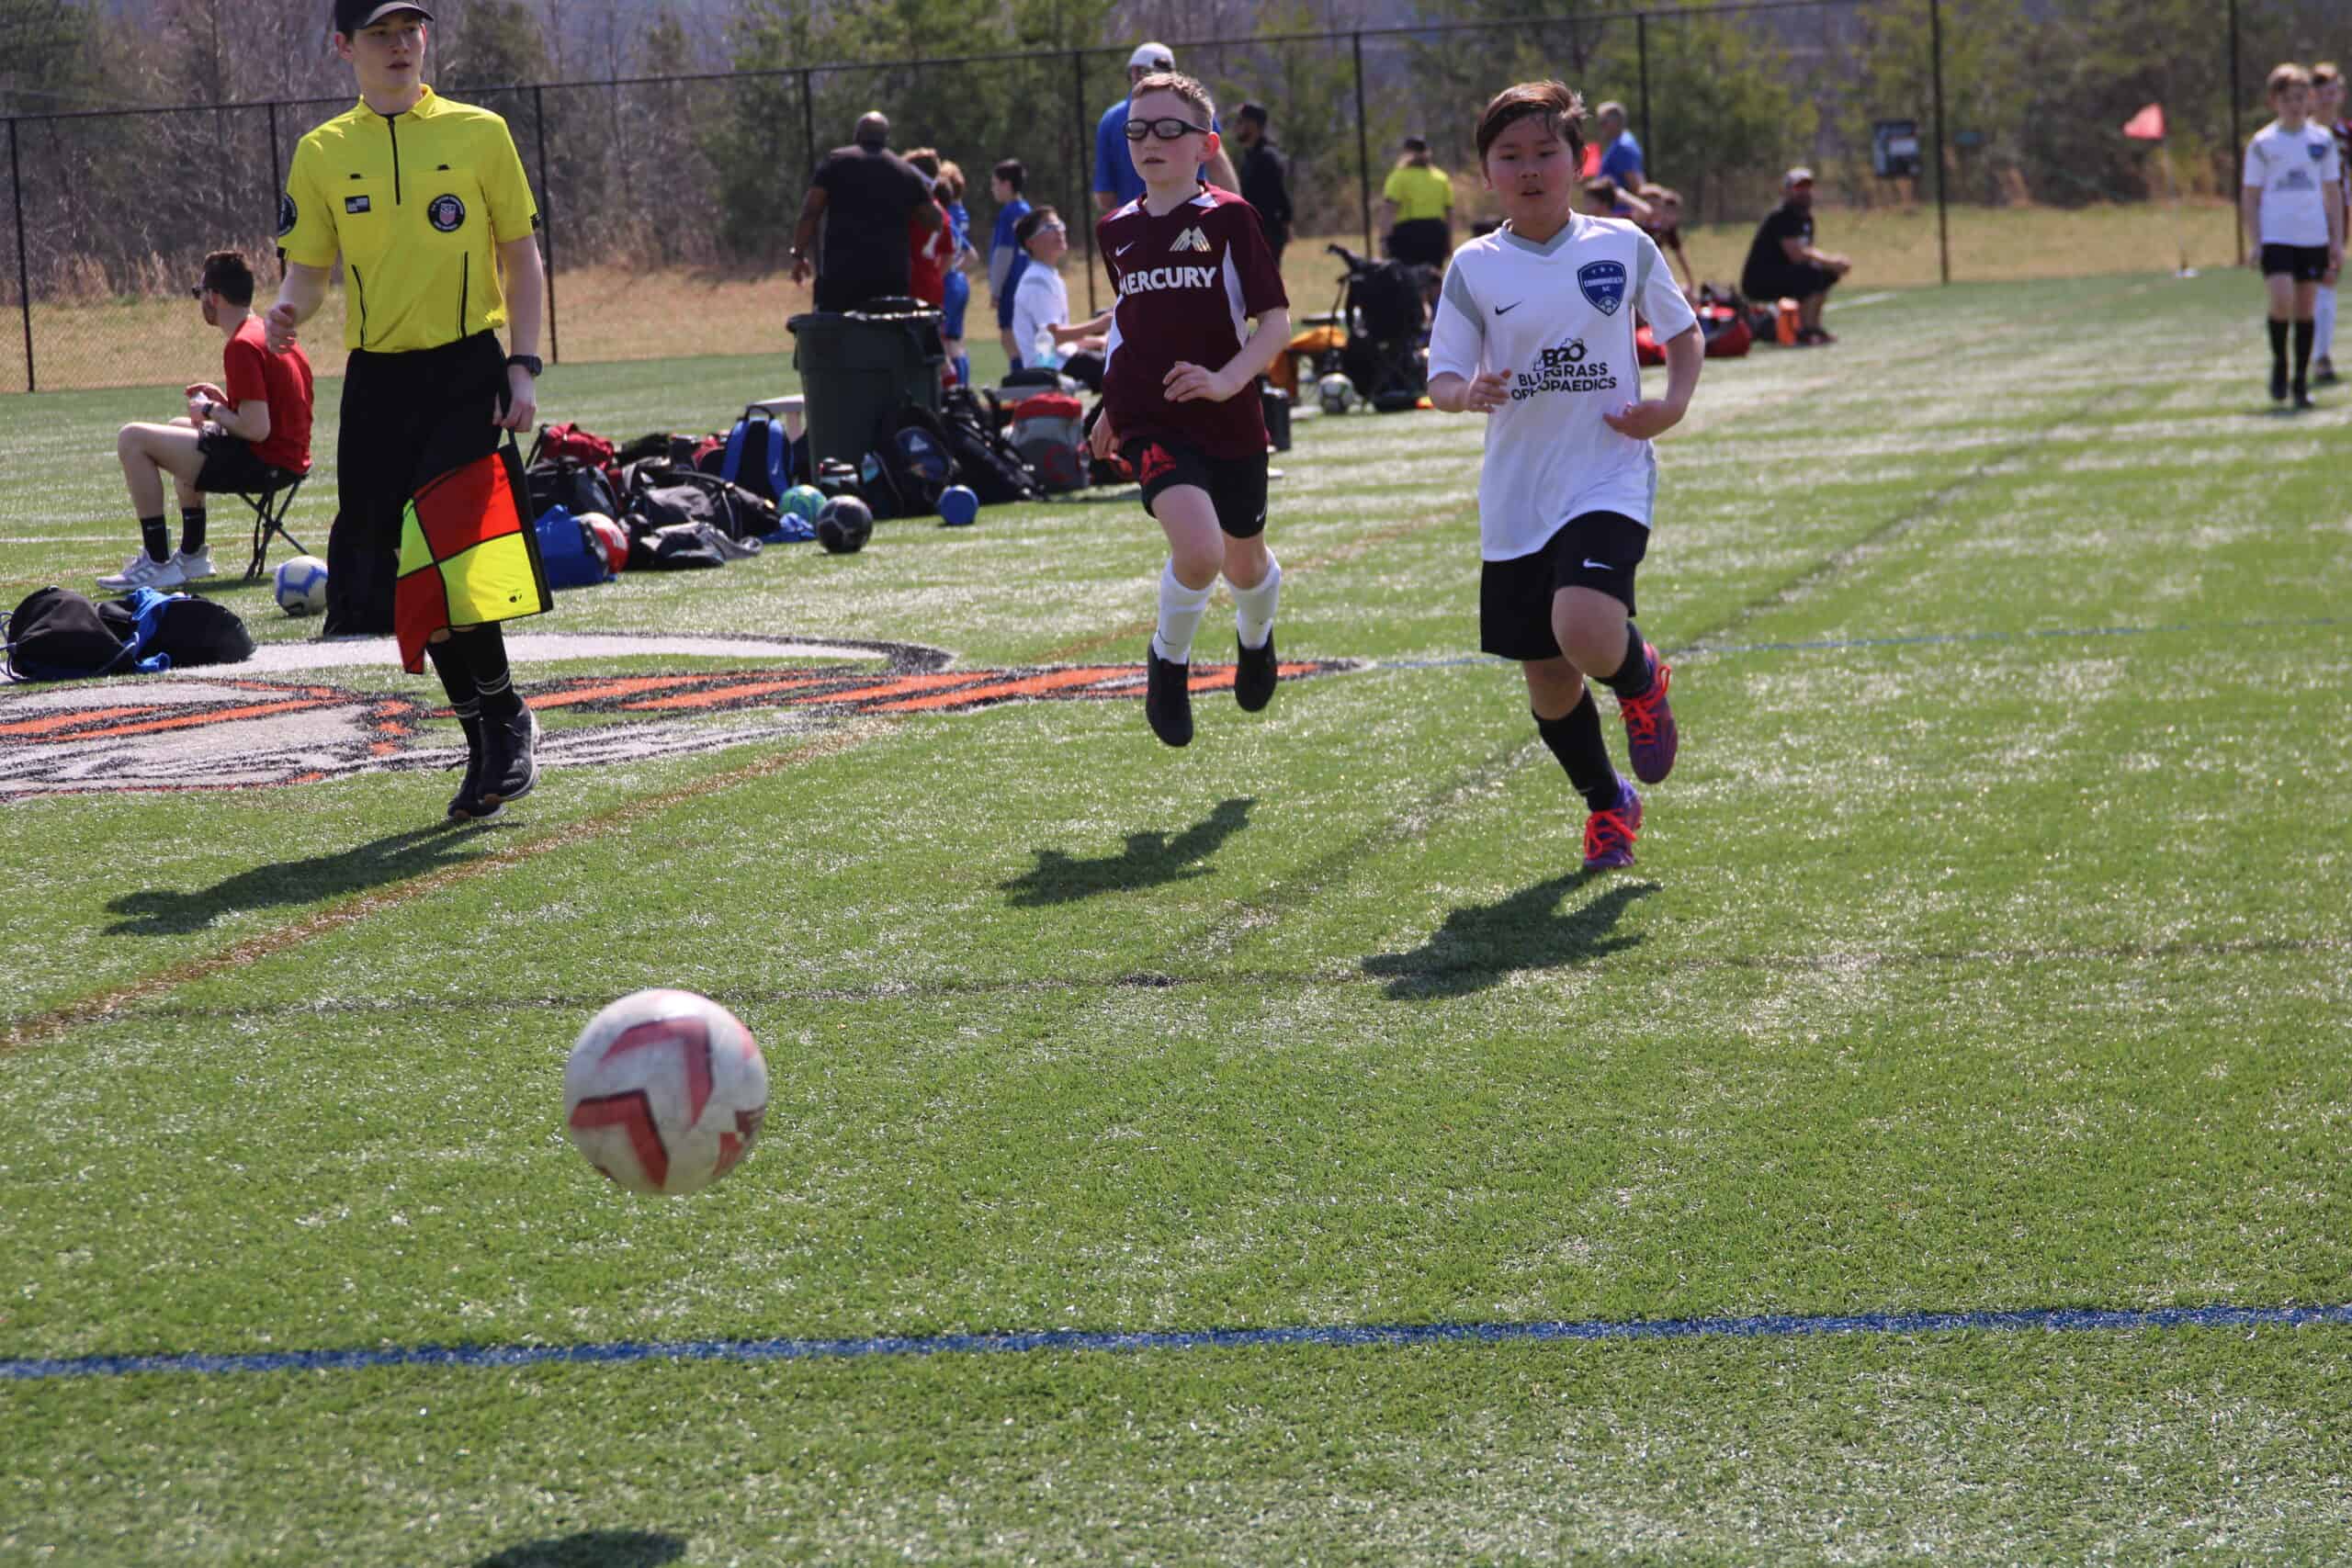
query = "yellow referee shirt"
(279, 86, 540, 354)
(1382, 164, 1453, 222)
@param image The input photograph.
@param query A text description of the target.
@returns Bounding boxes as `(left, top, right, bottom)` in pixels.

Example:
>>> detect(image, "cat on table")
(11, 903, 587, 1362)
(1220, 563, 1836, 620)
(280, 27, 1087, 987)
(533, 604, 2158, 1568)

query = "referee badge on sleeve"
(277, 193, 297, 236)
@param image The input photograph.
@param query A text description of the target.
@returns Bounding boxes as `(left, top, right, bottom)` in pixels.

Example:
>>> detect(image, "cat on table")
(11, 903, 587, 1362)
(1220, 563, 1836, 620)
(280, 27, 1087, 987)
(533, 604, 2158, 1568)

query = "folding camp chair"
(238, 470, 310, 580)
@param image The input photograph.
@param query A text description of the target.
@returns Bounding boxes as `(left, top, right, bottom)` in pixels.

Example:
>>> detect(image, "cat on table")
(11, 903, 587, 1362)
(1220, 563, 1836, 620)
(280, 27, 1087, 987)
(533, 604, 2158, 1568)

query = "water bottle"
(1032, 326, 1062, 370)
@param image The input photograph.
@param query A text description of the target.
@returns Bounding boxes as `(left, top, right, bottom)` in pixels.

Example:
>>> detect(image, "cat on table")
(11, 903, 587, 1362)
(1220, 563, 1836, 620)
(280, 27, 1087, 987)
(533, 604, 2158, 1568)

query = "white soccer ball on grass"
(563, 988, 768, 1197)
(273, 554, 329, 615)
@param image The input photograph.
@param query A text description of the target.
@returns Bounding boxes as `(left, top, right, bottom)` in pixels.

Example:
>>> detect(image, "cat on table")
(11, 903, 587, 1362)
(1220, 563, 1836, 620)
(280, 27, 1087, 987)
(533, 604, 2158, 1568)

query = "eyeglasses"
(1035, 221, 1067, 234)
(1125, 116, 1210, 143)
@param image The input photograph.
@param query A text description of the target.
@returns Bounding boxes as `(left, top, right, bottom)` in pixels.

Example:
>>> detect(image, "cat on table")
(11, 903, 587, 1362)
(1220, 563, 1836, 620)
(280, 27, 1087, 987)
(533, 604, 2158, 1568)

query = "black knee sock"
(424, 636, 481, 713)
(458, 626, 522, 718)
(178, 505, 207, 556)
(2294, 319, 2316, 391)
(1535, 691, 1622, 814)
(138, 515, 169, 563)
(1598, 621, 1654, 701)
(2269, 318, 2290, 372)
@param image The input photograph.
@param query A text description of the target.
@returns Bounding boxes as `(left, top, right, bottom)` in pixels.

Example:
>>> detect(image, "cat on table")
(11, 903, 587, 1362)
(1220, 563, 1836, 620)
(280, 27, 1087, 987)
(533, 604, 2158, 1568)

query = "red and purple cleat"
(1582, 780, 1644, 871)
(1617, 643, 1678, 784)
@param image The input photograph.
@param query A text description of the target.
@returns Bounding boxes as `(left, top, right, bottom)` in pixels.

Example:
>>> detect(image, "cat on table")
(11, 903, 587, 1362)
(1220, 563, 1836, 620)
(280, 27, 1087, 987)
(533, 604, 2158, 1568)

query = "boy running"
(1427, 81, 1701, 871)
(1087, 72, 1290, 748)
(2242, 62, 2345, 409)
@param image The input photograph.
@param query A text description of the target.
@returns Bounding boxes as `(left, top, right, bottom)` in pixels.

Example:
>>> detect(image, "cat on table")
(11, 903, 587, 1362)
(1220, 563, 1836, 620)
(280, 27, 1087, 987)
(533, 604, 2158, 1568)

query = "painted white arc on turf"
(240, 632, 905, 672)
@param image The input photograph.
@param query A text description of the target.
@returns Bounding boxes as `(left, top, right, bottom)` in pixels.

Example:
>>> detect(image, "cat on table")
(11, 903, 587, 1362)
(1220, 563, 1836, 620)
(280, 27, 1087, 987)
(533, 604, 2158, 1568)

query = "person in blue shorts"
(989, 159, 1033, 366)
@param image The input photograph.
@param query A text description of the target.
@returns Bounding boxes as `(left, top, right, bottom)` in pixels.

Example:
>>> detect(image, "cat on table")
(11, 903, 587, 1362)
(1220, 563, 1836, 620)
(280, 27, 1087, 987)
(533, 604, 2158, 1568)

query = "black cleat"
(446, 712, 503, 821)
(2293, 385, 2316, 411)
(1234, 632, 1278, 713)
(480, 702, 540, 807)
(2270, 363, 2290, 402)
(1144, 649, 1193, 747)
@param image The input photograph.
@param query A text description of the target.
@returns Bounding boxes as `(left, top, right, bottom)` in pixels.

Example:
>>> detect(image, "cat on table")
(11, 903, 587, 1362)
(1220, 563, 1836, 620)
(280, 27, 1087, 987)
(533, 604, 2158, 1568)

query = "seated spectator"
(1380, 136, 1454, 267)
(103, 249, 313, 591)
(1007, 206, 1109, 391)
(1740, 167, 1850, 344)
(1638, 183, 1697, 295)
(1580, 175, 1652, 223)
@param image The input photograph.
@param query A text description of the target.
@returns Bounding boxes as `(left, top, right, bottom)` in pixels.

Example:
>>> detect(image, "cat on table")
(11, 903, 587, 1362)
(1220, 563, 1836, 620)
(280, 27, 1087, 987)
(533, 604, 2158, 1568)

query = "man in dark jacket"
(1231, 103, 1294, 267)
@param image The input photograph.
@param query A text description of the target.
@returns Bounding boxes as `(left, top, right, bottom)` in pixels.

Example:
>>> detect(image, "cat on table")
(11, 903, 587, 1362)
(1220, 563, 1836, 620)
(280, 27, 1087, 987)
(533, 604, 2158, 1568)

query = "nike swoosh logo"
(1494, 301, 1522, 316)
(1582, 559, 1611, 570)
(1115, 243, 1136, 255)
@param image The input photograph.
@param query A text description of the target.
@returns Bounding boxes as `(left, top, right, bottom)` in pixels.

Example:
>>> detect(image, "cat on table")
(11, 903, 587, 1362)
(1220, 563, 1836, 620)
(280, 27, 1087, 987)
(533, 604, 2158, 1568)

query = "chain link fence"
(1, 0, 2342, 391)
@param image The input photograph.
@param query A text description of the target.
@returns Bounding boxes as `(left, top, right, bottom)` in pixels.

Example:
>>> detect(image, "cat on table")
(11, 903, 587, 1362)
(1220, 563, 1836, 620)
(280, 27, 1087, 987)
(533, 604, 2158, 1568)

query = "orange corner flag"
(2122, 103, 2165, 141)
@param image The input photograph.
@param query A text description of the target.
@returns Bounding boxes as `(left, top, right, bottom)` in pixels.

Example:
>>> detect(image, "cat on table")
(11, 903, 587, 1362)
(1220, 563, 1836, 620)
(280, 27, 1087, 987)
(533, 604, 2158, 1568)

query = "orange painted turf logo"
(0, 639, 1359, 797)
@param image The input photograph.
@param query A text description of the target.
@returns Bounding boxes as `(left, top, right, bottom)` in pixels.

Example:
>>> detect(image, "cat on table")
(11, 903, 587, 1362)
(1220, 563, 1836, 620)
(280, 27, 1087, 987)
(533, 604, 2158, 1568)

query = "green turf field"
(5, 272, 2351, 1565)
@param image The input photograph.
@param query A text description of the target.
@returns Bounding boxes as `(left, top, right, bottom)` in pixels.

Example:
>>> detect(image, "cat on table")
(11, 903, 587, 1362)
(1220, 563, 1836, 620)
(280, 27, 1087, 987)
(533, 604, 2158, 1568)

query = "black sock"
(1598, 621, 1654, 700)
(2294, 319, 2316, 390)
(424, 637, 481, 713)
(459, 626, 523, 718)
(1535, 691, 1621, 814)
(138, 515, 169, 563)
(178, 505, 207, 556)
(2269, 318, 2290, 371)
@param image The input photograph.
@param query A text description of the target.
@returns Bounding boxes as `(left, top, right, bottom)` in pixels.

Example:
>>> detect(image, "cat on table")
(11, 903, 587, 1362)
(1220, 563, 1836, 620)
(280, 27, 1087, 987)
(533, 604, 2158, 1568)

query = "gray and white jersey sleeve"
(1427, 256, 1486, 383)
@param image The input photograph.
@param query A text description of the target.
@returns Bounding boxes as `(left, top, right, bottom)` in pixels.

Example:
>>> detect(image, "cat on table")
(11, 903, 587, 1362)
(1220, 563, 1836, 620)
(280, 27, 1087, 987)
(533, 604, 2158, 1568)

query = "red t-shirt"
(1097, 184, 1289, 459)
(908, 201, 953, 306)
(222, 315, 314, 474)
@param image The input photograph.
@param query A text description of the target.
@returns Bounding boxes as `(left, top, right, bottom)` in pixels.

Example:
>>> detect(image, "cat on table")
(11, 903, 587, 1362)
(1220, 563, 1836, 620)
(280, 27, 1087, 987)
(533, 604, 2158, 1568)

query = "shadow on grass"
(472, 1532, 686, 1568)
(105, 821, 499, 936)
(1363, 874, 1655, 1000)
(1001, 796, 1255, 907)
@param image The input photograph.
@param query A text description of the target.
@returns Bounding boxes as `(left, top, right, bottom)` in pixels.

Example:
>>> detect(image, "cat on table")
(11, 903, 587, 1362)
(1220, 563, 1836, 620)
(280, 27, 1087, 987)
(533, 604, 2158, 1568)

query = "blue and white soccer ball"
(1317, 372, 1358, 416)
(779, 484, 826, 522)
(273, 554, 329, 615)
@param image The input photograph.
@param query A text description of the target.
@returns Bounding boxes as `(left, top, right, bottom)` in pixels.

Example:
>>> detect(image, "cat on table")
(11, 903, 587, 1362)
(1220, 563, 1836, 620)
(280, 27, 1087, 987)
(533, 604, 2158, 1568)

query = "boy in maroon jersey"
(1088, 72, 1292, 748)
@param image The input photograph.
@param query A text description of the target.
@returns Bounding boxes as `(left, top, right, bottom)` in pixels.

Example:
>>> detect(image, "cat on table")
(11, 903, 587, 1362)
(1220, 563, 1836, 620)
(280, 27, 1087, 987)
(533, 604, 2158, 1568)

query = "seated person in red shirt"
(104, 250, 314, 590)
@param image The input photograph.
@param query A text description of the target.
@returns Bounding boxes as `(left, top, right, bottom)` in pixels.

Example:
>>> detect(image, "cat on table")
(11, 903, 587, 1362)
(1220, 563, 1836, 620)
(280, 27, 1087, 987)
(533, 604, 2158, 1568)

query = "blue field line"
(1372, 615, 2351, 671)
(7, 1302, 2350, 1383)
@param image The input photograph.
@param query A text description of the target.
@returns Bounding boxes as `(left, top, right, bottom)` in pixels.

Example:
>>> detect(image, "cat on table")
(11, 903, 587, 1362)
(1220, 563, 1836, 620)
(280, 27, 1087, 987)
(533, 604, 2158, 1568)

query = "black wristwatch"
(505, 354, 543, 378)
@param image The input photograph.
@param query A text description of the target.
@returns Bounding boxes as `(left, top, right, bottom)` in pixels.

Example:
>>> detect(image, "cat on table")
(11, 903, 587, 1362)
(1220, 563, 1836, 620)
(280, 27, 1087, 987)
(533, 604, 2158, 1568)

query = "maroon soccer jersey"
(1098, 184, 1289, 459)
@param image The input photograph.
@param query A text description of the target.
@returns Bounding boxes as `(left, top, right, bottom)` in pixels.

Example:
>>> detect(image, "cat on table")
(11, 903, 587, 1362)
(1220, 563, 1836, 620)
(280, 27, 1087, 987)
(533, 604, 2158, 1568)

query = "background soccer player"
(1426, 80, 1701, 871)
(1086, 73, 1290, 749)
(2242, 62, 2345, 409)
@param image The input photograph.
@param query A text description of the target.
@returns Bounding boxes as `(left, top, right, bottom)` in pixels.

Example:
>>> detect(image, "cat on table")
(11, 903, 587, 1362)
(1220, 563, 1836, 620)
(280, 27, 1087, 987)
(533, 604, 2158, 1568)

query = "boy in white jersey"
(2241, 62, 2345, 408)
(1427, 81, 1701, 871)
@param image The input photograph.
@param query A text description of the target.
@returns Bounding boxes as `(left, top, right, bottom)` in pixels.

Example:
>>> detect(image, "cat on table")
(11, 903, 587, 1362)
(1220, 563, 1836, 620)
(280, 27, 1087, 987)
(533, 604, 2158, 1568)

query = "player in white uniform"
(2241, 62, 2345, 408)
(1427, 80, 1701, 871)
(2308, 62, 2349, 383)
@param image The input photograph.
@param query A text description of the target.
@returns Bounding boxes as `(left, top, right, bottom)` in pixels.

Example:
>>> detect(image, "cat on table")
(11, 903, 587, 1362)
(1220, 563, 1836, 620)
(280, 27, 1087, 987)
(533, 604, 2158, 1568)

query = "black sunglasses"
(1125, 116, 1210, 143)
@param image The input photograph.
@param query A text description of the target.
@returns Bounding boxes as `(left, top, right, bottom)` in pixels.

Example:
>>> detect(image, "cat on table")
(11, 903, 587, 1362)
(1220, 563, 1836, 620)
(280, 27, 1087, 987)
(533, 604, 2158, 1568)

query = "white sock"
(1230, 555, 1282, 650)
(2318, 285, 2338, 362)
(1151, 559, 1214, 665)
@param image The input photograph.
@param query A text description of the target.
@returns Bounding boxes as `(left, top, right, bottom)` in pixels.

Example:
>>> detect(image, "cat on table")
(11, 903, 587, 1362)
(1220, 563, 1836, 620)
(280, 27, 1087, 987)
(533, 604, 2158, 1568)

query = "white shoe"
(172, 547, 217, 581)
(96, 553, 187, 592)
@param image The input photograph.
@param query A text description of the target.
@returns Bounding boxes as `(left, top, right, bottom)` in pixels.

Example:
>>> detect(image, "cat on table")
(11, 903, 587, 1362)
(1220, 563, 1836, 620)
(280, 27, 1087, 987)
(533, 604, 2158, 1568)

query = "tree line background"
(0, 0, 2346, 308)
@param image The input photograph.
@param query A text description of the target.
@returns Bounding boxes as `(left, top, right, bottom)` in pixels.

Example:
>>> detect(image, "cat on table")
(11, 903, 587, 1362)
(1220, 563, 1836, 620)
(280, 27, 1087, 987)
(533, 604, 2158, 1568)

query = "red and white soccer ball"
(578, 512, 629, 575)
(563, 988, 768, 1196)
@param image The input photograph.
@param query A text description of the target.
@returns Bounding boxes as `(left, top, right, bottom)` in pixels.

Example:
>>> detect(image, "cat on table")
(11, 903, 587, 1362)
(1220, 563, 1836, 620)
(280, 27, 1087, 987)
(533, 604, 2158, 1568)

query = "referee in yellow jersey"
(266, 0, 547, 819)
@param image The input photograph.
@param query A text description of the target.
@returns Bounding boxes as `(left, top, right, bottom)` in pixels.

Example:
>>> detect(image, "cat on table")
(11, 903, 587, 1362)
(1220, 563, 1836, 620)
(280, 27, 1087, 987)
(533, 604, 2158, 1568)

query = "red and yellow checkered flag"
(394, 442, 552, 673)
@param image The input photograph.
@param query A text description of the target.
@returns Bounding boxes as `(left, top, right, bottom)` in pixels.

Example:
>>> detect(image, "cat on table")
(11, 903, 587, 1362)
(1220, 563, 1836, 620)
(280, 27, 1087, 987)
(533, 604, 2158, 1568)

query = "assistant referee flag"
(394, 443, 551, 673)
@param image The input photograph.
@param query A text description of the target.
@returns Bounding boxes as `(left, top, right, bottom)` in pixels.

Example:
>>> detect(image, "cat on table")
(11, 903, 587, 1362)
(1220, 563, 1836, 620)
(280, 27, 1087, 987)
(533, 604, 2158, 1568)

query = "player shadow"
(103, 820, 502, 936)
(1001, 796, 1256, 907)
(471, 1531, 686, 1568)
(1361, 874, 1655, 1000)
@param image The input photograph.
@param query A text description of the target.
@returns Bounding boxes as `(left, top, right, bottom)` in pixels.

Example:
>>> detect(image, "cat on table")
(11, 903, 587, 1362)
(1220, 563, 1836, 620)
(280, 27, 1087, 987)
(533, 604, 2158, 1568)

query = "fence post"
(2227, 0, 2243, 265)
(1637, 14, 1652, 179)
(799, 67, 817, 177)
(1352, 31, 1373, 256)
(266, 101, 281, 242)
(1074, 48, 1096, 316)
(8, 119, 30, 394)
(534, 85, 558, 364)
(1928, 0, 1949, 285)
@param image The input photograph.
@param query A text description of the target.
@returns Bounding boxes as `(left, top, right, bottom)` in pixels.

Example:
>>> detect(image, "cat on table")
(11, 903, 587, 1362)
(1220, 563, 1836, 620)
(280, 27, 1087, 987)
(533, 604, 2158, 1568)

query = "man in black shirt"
(1231, 103, 1293, 267)
(789, 112, 941, 311)
(1740, 167, 1851, 344)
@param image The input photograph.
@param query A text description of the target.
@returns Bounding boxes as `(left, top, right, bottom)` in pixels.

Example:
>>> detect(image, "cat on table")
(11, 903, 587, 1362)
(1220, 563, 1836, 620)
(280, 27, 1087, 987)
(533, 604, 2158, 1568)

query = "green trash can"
(787, 303, 945, 471)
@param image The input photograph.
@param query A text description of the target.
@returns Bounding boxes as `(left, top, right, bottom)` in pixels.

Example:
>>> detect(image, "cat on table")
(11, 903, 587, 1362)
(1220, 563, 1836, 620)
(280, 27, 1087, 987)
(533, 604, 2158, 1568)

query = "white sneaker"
(172, 547, 217, 581)
(96, 553, 187, 592)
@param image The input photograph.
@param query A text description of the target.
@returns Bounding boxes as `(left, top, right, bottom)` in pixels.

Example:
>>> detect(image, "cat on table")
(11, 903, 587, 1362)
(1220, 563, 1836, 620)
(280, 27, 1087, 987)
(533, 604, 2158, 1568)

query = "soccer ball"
(579, 512, 629, 575)
(273, 554, 329, 615)
(779, 484, 826, 522)
(563, 988, 768, 1198)
(1317, 373, 1358, 416)
(815, 495, 874, 554)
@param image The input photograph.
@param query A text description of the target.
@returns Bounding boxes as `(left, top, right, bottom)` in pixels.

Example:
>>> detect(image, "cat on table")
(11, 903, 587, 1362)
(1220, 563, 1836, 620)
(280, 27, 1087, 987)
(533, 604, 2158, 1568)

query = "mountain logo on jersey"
(1170, 226, 1212, 253)
(1577, 260, 1627, 316)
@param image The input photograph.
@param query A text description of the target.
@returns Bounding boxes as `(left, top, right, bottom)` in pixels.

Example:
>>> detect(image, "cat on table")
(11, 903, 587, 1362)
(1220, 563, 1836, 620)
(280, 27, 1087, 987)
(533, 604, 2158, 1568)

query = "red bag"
(1635, 306, 1753, 366)
(531, 421, 621, 489)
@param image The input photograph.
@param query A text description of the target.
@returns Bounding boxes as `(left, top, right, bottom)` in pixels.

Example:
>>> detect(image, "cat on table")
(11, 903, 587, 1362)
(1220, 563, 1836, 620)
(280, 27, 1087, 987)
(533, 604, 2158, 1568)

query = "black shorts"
(1121, 434, 1269, 539)
(1479, 511, 1649, 661)
(194, 430, 280, 495)
(1387, 219, 1451, 268)
(1742, 262, 1838, 301)
(2261, 243, 2333, 282)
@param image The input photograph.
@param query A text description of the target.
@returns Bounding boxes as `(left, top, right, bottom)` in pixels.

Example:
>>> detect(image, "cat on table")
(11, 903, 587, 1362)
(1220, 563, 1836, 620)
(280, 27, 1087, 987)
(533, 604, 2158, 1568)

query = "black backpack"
(860, 404, 961, 520)
(937, 388, 1041, 504)
(6, 587, 137, 681)
(624, 463, 779, 542)
(96, 595, 254, 668)
(526, 457, 619, 520)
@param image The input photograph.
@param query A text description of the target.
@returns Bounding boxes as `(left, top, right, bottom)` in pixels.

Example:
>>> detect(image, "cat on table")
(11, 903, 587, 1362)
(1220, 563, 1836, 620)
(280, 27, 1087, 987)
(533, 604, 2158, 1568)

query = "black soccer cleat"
(2270, 363, 2290, 402)
(1234, 632, 1278, 713)
(1145, 649, 1193, 748)
(446, 712, 503, 821)
(480, 702, 541, 807)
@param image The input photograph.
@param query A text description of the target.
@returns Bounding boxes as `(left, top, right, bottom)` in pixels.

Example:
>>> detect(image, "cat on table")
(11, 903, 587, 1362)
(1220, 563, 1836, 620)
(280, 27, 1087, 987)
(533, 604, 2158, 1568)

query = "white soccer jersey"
(1428, 214, 1699, 559)
(2244, 120, 2343, 246)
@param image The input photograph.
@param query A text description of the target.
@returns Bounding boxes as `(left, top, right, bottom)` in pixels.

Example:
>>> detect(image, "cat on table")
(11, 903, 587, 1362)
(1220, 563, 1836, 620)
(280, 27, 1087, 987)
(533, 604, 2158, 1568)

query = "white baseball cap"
(1128, 41, 1175, 71)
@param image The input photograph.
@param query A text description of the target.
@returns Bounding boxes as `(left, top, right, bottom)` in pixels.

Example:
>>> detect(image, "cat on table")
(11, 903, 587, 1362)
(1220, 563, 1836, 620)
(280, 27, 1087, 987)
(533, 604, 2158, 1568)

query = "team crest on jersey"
(1170, 225, 1212, 253)
(1577, 260, 1627, 315)
(427, 194, 467, 231)
(2312, 142, 2332, 162)
(277, 194, 298, 236)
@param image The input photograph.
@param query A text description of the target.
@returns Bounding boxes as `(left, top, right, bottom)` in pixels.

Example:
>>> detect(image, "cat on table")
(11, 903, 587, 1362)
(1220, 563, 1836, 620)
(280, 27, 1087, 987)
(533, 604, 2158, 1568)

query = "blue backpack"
(717, 409, 794, 502)
(532, 505, 610, 589)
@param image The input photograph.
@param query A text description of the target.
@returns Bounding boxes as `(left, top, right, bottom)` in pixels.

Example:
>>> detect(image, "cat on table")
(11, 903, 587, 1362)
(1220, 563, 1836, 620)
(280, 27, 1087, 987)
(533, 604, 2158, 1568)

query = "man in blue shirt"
(1091, 41, 1238, 215)
(1595, 100, 1645, 195)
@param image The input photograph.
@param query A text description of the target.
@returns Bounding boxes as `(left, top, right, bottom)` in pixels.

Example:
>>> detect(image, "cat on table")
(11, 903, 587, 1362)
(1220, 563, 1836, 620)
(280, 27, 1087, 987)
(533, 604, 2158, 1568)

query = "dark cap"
(1401, 134, 1429, 152)
(1238, 102, 1268, 126)
(335, 0, 431, 37)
